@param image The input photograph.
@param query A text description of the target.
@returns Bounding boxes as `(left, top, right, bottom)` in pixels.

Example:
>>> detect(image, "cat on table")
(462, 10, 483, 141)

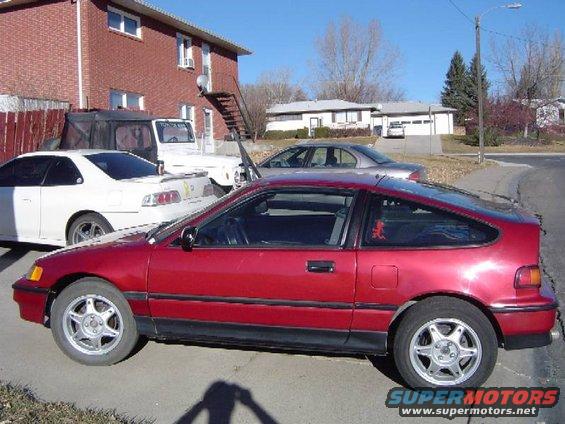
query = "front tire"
(51, 278, 139, 366)
(393, 297, 497, 388)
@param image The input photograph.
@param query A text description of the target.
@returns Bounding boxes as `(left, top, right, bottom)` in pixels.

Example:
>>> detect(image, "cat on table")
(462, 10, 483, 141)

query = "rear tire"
(51, 278, 139, 366)
(392, 297, 497, 388)
(67, 213, 113, 245)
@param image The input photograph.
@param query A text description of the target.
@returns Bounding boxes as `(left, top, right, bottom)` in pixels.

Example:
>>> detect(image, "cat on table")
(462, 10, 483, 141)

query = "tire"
(67, 213, 113, 245)
(392, 297, 497, 388)
(51, 278, 139, 366)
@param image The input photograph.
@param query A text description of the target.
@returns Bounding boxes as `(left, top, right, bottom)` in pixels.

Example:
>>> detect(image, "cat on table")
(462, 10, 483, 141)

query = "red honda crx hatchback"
(13, 173, 558, 388)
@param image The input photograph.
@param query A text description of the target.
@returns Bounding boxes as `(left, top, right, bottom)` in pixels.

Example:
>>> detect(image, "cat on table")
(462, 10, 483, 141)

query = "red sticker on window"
(372, 219, 386, 240)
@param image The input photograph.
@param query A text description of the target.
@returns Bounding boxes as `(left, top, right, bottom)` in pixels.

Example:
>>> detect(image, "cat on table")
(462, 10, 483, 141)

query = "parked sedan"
(257, 142, 425, 181)
(13, 173, 558, 388)
(0, 151, 216, 246)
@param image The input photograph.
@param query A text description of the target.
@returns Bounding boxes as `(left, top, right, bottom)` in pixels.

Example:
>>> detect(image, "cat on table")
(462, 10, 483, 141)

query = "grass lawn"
(442, 134, 565, 154)
(249, 139, 493, 186)
(0, 383, 149, 424)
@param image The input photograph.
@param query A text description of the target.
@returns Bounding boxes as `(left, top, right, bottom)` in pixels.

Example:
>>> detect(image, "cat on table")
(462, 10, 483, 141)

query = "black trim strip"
(148, 293, 352, 309)
(355, 302, 398, 311)
(12, 283, 49, 294)
(123, 291, 147, 301)
(490, 302, 558, 313)
(135, 316, 387, 354)
(504, 332, 552, 350)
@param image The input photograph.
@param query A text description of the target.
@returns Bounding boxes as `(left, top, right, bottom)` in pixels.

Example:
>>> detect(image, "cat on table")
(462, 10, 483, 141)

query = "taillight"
(142, 190, 181, 207)
(408, 171, 420, 181)
(514, 265, 541, 289)
(203, 183, 214, 197)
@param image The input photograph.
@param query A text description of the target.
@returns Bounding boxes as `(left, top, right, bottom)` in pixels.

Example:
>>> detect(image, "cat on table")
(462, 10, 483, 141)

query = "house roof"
(371, 102, 456, 116)
(0, 0, 252, 56)
(267, 99, 377, 115)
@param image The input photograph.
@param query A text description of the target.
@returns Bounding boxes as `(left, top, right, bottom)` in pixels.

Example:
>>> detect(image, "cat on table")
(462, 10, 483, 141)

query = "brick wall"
(0, 0, 79, 106)
(1, 0, 242, 141)
(84, 0, 238, 139)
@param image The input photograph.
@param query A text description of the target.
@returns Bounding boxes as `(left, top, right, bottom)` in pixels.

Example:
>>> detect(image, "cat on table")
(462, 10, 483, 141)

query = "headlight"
(234, 168, 241, 184)
(26, 265, 43, 282)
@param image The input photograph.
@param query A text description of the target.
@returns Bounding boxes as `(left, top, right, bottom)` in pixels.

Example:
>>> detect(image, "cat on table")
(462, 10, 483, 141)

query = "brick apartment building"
(0, 0, 252, 140)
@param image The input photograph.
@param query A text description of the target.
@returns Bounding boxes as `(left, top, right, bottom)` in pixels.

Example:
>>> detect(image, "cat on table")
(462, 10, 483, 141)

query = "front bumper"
(12, 278, 49, 324)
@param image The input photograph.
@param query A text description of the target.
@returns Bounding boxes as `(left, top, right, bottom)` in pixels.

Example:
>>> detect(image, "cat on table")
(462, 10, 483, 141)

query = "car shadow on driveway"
(0, 242, 54, 274)
(176, 380, 278, 424)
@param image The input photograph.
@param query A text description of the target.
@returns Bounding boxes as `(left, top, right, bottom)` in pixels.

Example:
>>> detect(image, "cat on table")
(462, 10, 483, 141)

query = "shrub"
(314, 126, 330, 138)
(464, 127, 501, 146)
(263, 128, 309, 140)
(327, 127, 372, 138)
(296, 127, 310, 138)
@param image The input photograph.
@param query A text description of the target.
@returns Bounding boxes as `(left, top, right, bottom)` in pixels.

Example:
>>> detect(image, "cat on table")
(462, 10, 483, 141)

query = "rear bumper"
(490, 302, 559, 350)
(12, 278, 49, 324)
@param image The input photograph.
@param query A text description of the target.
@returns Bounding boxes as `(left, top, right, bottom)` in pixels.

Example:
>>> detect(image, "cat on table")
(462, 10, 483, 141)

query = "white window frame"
(110, 90, 144, 110)
(177, 33, 194, 68)
(180, 103, 195, 124)
(108, 6, 141, 38)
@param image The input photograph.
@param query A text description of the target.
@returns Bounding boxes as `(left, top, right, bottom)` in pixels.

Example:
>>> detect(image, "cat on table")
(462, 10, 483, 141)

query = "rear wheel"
(51, 278, 139, 365)
(393, 297, 497, 388)
(67, 213, 113, 245)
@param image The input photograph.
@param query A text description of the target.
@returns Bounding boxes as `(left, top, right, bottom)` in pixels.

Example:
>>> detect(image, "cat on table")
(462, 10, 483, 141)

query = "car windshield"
(147, 186, 247, 242)
(85, 152, 157, 180)
(351, 145, 392, 164)
(155, 121, 195, 144)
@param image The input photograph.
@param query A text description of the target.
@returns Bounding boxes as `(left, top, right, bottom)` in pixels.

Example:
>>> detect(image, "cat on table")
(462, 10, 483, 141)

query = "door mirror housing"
(180, 226, 198, 251)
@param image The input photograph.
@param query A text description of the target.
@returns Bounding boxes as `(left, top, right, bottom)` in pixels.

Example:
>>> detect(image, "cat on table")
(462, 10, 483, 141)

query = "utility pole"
(475, 15, 485, 164)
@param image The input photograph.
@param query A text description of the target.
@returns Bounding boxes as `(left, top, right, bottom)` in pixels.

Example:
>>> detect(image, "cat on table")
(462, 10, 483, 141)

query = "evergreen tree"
(441, 51, 472, 125)
(467, 53, 490, 114)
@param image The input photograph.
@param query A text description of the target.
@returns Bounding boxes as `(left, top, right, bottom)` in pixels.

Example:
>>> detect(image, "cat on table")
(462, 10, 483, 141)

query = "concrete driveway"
(373, 135, 443, 155)
(0, 161, 562, 423)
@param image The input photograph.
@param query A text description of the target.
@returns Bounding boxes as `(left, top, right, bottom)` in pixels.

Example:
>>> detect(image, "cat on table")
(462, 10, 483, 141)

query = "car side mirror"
(180, 226, 198, 252)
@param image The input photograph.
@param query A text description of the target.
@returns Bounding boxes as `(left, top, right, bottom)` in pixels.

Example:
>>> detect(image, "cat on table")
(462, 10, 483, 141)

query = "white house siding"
(266, 110, 372, 132)
(372, 112, 453, 136)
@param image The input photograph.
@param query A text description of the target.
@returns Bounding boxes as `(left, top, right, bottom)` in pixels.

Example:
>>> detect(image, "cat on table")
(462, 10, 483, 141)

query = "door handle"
(307, 261, 335, 273)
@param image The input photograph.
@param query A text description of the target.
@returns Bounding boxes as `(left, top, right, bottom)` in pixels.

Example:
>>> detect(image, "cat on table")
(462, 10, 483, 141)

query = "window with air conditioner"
(177, 33, 194, 68)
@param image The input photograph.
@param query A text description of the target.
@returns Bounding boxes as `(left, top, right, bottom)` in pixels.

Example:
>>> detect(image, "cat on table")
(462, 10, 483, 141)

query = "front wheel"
(51, 278, 139, 365)
(393, 297, 497, 388)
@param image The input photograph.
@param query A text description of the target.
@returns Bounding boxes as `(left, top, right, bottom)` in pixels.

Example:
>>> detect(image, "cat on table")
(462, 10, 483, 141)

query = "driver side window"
(195, 189, 355, 248)
(267, 147, 309, 169)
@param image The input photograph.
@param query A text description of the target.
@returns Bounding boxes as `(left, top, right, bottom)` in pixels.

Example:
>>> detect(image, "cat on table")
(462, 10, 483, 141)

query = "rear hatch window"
(85, 152, 156, 180)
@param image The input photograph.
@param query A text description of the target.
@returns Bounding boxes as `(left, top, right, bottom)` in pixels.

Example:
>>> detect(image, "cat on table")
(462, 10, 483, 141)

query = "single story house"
(266, 100, 378, 136)
(370, 102, 456, 136)
(266, 100, 456, 136)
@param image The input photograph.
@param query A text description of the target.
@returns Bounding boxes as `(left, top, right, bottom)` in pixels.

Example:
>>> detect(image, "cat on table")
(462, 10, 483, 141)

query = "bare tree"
(241, 68, 307, 137)
(491, 25, 563, 136)
(311, 16, 404, 103)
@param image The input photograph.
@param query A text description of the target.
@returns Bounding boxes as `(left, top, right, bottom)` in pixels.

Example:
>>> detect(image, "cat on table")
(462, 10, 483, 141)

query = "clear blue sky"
(155, 0, 564, 103)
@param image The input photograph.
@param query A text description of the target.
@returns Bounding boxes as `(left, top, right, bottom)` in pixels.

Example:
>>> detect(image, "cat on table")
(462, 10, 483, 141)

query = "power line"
(447, 0, 474, 24)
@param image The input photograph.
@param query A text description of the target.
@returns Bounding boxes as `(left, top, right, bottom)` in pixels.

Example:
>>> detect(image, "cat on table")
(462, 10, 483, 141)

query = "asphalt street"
(0, 155, 563, 423)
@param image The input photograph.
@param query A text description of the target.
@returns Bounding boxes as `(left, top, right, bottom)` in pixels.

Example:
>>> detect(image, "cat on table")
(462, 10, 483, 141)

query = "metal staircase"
(204, 73, 254, 140)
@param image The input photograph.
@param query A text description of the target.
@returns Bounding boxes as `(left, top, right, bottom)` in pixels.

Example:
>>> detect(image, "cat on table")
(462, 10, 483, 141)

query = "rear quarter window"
(363, 195, 498, 248)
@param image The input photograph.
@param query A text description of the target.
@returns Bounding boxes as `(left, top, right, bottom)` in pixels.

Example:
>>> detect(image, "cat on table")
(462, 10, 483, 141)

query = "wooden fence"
(0, 109, 67, 163)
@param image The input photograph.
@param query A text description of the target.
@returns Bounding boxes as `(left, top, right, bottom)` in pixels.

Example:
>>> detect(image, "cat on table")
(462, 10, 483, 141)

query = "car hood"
(38, 224, 154, 260)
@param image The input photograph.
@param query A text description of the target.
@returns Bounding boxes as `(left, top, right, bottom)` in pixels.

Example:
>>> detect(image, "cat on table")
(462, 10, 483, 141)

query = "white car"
(387, 122, 405, 138)
(0, 150, 216, 246)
